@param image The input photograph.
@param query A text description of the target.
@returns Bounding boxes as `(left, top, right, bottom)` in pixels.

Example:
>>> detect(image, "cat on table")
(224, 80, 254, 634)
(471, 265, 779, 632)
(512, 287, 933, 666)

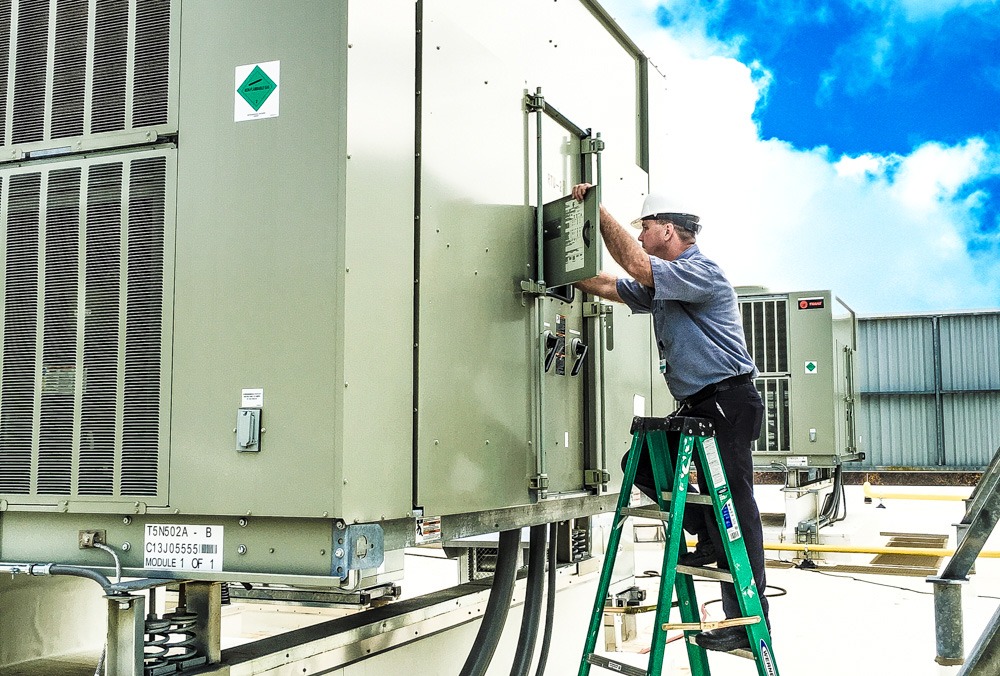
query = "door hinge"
(581, 137, 605, 154)
(529, 473, 549, 492)
(583, 302, 612, 318)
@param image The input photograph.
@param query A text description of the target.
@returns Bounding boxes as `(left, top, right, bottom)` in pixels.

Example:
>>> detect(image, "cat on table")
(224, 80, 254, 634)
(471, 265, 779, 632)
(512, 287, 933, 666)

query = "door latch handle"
(543, 331, 559, 373)
(570, 338, 588, 377)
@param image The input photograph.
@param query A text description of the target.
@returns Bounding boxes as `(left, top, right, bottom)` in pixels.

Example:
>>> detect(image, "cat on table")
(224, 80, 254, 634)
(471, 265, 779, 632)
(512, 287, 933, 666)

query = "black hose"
(532, 521, 558, 676)
(510, 524, 547, 676)
(47, 564, 114, 592)
(459, 529, 521, 676)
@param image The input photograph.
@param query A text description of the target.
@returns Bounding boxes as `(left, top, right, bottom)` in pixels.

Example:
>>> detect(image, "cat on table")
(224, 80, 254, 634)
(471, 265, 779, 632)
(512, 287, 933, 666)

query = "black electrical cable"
(47, 564, 114, 592)
(510, 525, 547, 676)
(532, 521, 558, 676)
(459, 529, 521, 676)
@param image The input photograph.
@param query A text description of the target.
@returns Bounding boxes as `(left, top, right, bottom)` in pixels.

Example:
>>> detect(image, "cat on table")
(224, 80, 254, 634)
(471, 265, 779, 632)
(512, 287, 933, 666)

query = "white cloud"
(599, 1, 1000, 313)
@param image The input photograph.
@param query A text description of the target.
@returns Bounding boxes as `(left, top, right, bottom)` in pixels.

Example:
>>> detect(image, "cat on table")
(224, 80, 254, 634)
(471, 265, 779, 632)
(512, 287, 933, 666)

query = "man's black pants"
(624, 381, 768, 623)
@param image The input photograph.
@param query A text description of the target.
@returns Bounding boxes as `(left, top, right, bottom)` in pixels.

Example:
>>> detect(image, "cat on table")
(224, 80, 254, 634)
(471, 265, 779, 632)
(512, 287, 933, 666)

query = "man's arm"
(571, 183, 654, 288)
(575, 271, 623, 303)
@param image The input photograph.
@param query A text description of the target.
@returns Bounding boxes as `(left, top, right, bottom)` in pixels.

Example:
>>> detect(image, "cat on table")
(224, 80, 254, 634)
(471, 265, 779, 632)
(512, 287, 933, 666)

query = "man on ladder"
(571, 183, 769, 653)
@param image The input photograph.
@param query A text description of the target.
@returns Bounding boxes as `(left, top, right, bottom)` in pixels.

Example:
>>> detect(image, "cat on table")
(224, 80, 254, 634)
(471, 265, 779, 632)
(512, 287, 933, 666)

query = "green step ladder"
(578, 415, 779, 676)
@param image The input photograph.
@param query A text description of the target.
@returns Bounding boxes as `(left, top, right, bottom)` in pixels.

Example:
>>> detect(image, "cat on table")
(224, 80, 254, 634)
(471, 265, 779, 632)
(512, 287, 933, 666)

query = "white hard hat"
(631, 193, 701, 233)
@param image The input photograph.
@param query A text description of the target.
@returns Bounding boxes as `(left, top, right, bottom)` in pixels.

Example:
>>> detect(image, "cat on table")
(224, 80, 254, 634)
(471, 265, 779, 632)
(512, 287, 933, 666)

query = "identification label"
(720, 499, 742, 542)
(144, 524, 224, 572)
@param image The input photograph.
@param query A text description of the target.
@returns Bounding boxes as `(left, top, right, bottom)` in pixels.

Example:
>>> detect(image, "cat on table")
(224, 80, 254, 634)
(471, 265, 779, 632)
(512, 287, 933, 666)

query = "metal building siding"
(858, 316, 935, 394)
(940, 314, 1000, 391)
(943, 394, 1000, 468)
(857, 394, 937, 468)
(858, 312, 1000, 470)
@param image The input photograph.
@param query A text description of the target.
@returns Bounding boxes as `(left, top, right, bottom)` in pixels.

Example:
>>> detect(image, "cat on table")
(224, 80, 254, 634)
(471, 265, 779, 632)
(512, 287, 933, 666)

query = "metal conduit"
(459, 529, 522, 676)
(533, 521, 558, 676)
(0, 562, 114, 592)
(510, 524, 547, 676)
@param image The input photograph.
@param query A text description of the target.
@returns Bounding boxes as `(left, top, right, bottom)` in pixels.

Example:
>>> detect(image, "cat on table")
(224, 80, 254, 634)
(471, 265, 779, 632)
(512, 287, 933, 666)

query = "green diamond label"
(234, 61, 280, 121)
(237, 66, 276, 110)
(805, 360, 818, 374)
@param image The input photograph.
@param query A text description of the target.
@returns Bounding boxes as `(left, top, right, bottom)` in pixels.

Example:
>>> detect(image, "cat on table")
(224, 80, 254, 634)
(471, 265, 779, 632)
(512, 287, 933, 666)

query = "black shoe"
(694, 626, 751, 652)
(678, 544, 717, 567)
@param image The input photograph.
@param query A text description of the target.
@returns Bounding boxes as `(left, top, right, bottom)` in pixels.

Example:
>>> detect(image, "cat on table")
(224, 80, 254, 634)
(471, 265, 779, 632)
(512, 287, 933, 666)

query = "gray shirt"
(616, 245, 756, 400)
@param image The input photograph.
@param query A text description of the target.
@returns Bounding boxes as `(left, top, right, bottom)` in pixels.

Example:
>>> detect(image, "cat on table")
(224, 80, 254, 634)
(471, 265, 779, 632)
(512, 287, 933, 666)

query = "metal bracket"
(331, 522, 385, 579)
(529, 474, 549, 491)
(584, 469, 611, 487)
(521, 279, 547, 295)
(581, 137, 606, 154)
(583, 302, 612, 318)
(525, 92, 545, 113)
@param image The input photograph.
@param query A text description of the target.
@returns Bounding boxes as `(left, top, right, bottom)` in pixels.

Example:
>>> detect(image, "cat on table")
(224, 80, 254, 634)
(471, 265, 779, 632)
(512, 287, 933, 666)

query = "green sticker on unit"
(237, 65, 277, 111)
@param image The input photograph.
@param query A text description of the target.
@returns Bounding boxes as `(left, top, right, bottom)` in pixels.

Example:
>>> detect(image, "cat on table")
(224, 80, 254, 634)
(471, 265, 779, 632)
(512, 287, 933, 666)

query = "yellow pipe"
(685, 539, 1000, 558)
(862, 481, 970, 502)
(761, 542, 1000, 558)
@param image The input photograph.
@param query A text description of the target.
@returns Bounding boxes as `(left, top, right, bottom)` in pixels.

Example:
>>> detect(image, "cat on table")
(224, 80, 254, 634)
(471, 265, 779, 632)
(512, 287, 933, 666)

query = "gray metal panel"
(940, 313, 1000, 391)
(857, 394, 937, 468)
(858, 316, 935, 393)
(169, 1, 351, 518)
(415, 0, 650, 515)
(340, 1, 415, 521)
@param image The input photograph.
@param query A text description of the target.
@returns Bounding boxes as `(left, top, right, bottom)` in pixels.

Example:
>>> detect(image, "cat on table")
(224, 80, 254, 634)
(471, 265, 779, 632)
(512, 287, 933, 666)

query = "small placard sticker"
(787, 456, 808, 467)
(702, 437, 727, 489)
(415, 516, 442, 544)
(144, 524, 224, 572)
(804, 361, 818, 375)
(797, 297, 825, 310)
(241, 388, 264, 407)
(721, 499, 742, 542)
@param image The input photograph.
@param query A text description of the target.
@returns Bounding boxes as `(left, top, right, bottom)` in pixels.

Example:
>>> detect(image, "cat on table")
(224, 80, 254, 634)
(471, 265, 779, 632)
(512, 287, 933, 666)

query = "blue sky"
(601, 0, 1000, 314)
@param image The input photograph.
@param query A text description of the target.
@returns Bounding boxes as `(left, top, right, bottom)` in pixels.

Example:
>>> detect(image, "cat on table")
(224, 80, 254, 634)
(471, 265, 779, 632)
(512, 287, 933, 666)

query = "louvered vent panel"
(132, 0, 171, 128)
(78, 162, 123, 495)
(739, 298, 788, 375)
(0, 172, 41, 494)
(92, 0, 129, 134)
(0, 1, 11, 148)
(0, 151, 170, 501)
(120, 156, 165, 495)
(1, 0, 175, 156)
(10, 0, 49, 144)
(51, 0, 89, 139)
(37, 168, 82, 494)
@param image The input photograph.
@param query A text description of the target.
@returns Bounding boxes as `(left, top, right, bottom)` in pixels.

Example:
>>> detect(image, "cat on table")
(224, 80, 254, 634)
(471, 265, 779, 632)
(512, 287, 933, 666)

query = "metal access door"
(527, 91, 604, 498)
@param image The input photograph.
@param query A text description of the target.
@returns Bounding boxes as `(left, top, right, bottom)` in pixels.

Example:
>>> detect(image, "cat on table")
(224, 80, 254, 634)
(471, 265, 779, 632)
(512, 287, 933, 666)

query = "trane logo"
(797, 297, 824, 310)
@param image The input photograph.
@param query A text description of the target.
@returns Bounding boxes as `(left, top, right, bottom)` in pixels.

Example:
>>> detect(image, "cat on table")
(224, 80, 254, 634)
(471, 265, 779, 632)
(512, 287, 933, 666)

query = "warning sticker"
(563, 198, 585, 272)
(702, 436, 727, 489)
(415, 516, 442, 544)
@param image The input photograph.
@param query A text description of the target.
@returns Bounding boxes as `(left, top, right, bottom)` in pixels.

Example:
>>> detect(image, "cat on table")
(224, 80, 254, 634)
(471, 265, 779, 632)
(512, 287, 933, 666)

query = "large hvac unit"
(0, 0, 657, 588)
(737, 289, 863, 469)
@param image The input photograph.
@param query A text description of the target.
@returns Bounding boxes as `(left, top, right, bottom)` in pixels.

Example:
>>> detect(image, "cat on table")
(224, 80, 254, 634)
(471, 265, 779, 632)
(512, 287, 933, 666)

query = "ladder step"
(585, 653, 647, 676)
(661, 491, 714, 505)
(663, 615, 761, 631)
(620, 506, 671, 521)
(676, 564, 734, 582)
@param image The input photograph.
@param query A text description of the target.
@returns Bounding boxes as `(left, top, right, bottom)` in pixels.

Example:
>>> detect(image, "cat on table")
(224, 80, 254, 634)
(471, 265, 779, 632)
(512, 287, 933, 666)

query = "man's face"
(638, 218, 671, 256)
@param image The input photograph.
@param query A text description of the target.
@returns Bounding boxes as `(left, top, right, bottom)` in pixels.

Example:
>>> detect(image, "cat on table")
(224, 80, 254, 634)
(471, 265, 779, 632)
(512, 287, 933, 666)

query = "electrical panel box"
(738, 289, 863, 469)
(542, 190, 602, 288)
(0, 0, 657, 583)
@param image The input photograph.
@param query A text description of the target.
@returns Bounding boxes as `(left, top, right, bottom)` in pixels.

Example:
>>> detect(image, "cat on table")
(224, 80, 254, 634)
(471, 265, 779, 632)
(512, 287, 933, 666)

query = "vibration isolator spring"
(164, 605, 200, 664)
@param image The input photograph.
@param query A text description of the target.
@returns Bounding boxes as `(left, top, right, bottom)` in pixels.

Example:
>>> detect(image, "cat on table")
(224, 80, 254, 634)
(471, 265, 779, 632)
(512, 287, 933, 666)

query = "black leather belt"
(681, 373, 753, 408)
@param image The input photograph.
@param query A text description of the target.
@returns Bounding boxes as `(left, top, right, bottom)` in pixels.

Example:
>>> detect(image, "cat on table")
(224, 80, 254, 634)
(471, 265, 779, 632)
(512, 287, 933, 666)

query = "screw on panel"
(239, 518, 248, 528)
(237, 545, 248, 555)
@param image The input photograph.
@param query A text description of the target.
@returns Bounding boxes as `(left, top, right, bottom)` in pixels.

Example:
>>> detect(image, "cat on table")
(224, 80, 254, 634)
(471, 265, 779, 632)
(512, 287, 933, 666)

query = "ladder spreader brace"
(578, 415, 779, 676)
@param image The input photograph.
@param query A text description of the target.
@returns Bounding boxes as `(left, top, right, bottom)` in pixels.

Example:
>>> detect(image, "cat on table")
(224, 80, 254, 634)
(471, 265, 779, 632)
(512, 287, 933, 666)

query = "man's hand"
(571, 183, 593, 201)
